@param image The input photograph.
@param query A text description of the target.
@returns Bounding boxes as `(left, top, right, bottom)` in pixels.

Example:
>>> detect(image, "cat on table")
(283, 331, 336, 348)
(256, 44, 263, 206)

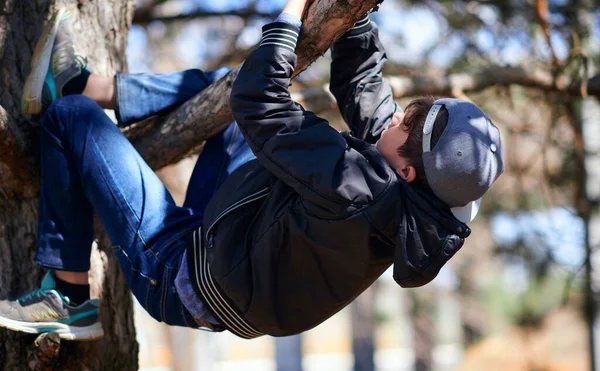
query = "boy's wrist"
(281, 0, 308, 21)
(275, 13, 302, 29)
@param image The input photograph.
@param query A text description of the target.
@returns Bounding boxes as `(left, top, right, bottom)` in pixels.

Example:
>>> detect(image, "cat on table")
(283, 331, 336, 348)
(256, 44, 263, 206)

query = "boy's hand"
(281, 0, 311, 21)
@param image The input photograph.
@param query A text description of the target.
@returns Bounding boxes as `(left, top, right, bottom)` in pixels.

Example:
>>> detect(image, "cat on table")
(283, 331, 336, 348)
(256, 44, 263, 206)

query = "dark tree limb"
(126, 68, 241, 169)
(133, 7, 278, 24)
(293, 67, 600, 111)
(127, 0, 384, 170)
(386, 66, 600, 98)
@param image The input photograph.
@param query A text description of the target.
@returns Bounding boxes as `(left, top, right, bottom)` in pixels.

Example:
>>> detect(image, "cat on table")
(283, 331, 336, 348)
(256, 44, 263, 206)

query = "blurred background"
(125, 0, 599, 370)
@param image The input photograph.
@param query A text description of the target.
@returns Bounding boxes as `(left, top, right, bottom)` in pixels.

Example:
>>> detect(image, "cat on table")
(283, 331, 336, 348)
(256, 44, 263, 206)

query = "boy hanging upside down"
(1, 0, 503, 340)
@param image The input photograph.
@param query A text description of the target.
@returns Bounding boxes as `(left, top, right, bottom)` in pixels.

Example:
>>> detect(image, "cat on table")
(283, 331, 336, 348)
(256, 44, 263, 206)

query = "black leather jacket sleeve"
(330, 16, 400, 144)
(230, 22, 393, 217)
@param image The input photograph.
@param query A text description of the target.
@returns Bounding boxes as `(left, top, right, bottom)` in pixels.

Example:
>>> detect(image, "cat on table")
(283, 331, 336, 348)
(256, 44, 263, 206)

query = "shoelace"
(74, 54, 88, 70)
(52, 45, 88, 75)
(17, 289, 43, 305)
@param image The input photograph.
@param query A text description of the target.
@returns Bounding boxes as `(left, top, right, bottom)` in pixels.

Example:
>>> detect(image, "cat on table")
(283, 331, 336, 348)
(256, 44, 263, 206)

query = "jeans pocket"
(148, 228, 191, 262)
(157, 266, 171, 323)
(146, 264, 179, 325)
(144, 275, 161, 322)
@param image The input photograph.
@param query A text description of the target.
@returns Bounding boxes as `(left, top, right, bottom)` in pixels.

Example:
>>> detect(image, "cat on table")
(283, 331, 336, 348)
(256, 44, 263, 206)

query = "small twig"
(535, 0, 560, 70)
(562, 254, 591, 306)
(580, 55, 589, 98)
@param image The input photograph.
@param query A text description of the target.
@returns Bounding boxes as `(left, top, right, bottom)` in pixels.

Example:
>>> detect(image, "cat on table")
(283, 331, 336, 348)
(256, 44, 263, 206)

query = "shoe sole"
(0, 315, 104, 341)
(21, 8, 69, 115)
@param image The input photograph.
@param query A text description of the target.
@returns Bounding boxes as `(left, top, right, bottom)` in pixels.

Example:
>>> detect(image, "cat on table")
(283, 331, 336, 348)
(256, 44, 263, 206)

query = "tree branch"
(535, 0, 560, 70)
(133, 6, 277, 24)
(386, 66, 600, 97)
(295, 67, 600, 110)
(127, 0, 383, 169)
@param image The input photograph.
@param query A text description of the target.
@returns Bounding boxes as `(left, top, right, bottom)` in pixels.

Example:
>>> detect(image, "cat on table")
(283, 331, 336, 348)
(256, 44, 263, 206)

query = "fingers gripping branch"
(294, 0, 382, 77)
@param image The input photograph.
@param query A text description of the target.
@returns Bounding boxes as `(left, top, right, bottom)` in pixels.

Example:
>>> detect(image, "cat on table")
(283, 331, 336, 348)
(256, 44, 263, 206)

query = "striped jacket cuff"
(260, 22, 300, 53)
(345, 14, 372, 36)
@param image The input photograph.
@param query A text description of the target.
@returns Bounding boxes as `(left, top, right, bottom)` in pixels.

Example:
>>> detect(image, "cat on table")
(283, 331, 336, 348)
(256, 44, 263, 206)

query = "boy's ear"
(397, 166, 416, 183)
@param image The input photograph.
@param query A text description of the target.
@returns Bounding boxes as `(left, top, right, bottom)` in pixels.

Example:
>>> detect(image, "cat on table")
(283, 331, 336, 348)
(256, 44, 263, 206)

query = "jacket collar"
(340, 131, 471, 241)
(399, 180, 471, 238)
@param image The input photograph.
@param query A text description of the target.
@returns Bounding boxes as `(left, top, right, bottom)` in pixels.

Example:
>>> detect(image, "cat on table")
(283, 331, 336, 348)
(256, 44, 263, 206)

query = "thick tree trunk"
(0, 1, 136, 370)
(583, 96, 600, 371)
(569, 3, 600, 370)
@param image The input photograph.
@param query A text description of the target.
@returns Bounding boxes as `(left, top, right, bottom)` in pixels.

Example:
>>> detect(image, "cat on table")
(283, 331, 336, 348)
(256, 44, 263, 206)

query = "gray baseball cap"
(422, 98, 504, 223)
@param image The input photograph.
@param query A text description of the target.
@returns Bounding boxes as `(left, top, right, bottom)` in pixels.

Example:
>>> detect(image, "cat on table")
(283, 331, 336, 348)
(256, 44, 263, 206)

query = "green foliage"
(482, 270, 578, 331)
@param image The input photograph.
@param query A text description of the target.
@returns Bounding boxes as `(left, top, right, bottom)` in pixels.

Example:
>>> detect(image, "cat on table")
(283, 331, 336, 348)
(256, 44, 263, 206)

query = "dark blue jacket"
(186, 20, 470, 339)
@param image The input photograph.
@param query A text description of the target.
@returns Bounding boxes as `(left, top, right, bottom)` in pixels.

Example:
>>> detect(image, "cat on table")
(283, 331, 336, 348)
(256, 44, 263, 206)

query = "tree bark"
(0, 1, 137, 370)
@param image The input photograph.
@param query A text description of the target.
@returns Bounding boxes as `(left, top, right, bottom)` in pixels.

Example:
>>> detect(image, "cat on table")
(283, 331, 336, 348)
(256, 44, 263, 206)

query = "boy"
(0, 0, 503, 340)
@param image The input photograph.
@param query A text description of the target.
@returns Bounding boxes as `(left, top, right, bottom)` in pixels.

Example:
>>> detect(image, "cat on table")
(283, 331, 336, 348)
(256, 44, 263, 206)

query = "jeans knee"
(42, 95, 103, 134)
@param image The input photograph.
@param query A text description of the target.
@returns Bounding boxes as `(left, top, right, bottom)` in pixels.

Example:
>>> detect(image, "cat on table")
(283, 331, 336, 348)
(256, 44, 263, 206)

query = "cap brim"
(451, 198, 481, 223)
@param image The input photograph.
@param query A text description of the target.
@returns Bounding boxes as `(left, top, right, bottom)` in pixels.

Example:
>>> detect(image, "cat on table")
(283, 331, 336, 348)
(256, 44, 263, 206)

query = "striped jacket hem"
(186, 227, 264, 339)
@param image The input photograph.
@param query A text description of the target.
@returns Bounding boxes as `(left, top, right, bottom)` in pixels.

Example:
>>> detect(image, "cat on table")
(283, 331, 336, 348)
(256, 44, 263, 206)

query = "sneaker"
(21, 7, 89, 115)
(0, 272, 103, 341)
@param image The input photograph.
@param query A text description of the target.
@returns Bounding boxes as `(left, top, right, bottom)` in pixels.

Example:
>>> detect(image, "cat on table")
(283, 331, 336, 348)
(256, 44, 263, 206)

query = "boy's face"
(375, 112, 416, 182)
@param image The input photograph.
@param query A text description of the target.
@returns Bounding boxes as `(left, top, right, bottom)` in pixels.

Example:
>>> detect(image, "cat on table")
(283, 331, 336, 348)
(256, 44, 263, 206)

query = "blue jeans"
(35, 68, 256, 327)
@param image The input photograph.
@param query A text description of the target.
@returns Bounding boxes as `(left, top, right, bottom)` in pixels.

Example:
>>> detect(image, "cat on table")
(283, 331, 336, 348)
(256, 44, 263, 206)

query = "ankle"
(53, 275, 91, 306)
(54, 270, 89, 285)
(82, 74, 117, 110)
(62, 68, 91, 97)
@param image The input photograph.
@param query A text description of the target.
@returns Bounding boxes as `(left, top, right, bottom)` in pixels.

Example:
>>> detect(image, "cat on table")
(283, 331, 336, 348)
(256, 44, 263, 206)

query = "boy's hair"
(397, 97, 448, 192)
